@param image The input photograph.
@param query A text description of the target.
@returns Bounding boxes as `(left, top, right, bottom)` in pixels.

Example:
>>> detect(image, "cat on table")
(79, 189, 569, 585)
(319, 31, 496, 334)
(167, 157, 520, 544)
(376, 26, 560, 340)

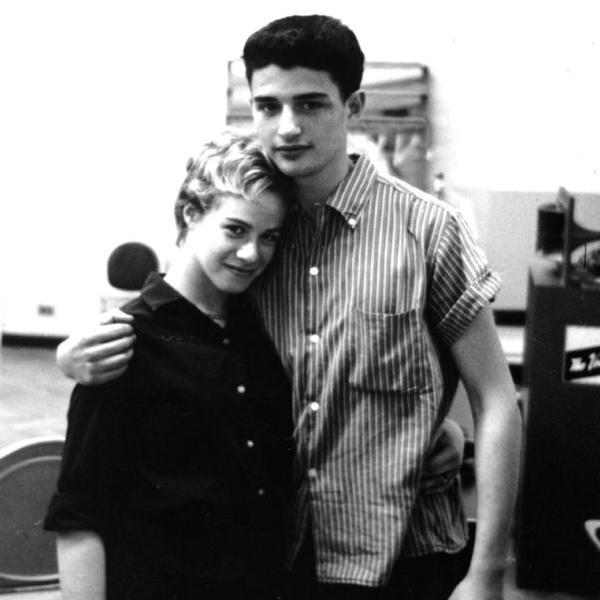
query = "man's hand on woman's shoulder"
(56, 309, 136, 385)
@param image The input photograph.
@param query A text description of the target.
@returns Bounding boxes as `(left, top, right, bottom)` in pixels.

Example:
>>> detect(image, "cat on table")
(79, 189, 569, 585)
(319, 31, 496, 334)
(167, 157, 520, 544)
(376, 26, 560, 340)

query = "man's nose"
(277, 105, 301, 137)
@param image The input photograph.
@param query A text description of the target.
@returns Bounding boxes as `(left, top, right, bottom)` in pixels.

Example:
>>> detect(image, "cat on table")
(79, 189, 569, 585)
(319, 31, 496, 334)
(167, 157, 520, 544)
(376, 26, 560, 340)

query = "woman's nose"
(236, 241, 259, 262)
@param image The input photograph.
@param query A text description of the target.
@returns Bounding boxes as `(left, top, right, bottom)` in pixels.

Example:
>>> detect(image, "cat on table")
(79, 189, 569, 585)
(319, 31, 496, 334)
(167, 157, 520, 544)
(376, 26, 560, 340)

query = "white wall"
(1, 0, 599, 334)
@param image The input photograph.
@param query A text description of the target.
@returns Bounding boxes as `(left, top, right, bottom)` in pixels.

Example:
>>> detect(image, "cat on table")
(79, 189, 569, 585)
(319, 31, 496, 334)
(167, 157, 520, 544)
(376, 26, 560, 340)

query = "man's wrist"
(56, 339, 75, 380)
(467, 557, 508, 585)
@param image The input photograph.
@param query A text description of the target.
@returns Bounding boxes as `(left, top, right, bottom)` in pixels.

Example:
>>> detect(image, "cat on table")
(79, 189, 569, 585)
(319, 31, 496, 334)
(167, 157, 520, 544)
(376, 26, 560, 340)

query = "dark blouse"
(44, 273, 293, 599)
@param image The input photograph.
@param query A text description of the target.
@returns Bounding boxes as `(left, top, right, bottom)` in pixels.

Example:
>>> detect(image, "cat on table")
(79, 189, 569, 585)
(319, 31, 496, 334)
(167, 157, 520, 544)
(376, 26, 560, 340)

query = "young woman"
(44, 131, 295, 600)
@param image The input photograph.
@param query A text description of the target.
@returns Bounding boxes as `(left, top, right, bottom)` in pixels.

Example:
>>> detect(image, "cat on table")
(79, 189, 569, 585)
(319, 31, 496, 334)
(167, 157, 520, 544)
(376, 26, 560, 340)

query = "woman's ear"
(182, 204, 200, 228)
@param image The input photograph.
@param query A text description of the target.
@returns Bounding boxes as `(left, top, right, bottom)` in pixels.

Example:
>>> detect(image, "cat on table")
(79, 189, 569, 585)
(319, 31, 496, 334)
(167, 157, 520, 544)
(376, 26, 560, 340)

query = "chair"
(100, 242, 159, 311)
(584, 519, 600, 553)
(0, 437, 63, 592)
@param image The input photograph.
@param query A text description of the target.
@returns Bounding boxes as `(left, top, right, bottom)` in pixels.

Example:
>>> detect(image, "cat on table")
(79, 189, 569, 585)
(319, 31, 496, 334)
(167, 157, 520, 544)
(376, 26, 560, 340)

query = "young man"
(57, 15, 521, 600)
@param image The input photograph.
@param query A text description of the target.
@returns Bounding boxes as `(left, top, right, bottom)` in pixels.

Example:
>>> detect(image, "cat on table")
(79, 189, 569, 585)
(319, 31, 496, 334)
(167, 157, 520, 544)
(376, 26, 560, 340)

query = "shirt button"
(308, 468, 318, 478)
(222, 338, 230, 345)
(237, 385, 246, 394)
(309, 266, 319, 276)
(246, 440, 255, 448)
(309, 334, 320, 344)
(309, 402, 320, 412)
(348, 217, 357, 227)
(257, 488, 265, 496)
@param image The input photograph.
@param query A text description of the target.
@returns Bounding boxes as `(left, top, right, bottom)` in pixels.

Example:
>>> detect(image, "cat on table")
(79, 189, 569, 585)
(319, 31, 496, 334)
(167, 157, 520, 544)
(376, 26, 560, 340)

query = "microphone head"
(107, 242, 159, 291)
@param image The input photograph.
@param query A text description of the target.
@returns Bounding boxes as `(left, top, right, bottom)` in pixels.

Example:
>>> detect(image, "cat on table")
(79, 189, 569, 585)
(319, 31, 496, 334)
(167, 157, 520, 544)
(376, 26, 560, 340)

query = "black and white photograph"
(1, 2, 599, 599)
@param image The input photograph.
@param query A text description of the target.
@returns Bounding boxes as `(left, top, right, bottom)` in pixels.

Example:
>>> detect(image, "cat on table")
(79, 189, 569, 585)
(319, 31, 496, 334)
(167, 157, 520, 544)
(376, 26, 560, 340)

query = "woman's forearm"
(57, 531, 106, 600)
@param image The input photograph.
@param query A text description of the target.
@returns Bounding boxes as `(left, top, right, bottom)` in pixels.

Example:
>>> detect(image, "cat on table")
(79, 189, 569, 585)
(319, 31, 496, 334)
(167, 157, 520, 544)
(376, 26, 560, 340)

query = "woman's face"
(185, 191, 286, 297)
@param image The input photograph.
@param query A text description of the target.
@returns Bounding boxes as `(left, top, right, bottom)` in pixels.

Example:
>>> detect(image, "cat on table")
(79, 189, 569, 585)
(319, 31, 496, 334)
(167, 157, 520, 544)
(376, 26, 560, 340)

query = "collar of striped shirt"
(318, 153, 376, 229)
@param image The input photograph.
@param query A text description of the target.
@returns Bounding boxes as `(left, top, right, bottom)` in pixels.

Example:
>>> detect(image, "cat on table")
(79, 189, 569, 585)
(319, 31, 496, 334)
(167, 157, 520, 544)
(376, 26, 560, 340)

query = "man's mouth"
(275, 144, 310, 157)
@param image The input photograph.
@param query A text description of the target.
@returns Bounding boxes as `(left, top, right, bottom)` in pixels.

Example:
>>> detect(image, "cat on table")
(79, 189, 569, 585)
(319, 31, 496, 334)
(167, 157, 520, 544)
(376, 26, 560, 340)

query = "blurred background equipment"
(227, 60, 432, 191)
(0, 438, 63, 594)
(516, 189, 600, 594)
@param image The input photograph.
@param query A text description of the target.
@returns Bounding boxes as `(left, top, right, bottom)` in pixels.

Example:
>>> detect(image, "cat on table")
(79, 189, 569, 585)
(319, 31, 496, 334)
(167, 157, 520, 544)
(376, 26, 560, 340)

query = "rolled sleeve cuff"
(437, 270, 501, 346)
(43, 491, 107, 534)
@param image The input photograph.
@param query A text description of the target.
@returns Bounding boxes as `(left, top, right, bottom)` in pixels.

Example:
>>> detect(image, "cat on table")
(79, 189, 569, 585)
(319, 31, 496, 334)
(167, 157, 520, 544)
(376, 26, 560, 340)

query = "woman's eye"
(262, 233, 281, 244)
(225, 225, 245, 236)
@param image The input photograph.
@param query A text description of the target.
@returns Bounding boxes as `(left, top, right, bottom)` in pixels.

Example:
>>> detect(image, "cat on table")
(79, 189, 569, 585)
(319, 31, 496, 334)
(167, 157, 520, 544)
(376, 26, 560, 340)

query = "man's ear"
(347, 90, 365, 119)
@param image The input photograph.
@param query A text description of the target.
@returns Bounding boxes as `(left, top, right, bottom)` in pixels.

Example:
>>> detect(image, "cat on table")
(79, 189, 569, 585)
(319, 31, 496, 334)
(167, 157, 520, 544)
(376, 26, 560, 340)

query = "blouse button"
(257, 488, 265, 496)
(237, 385, 246, 394)
(309, 402, 320, 412)
(309, 266, 319, 276)
(246, 440, 255, 448)
(309, 334, 320, 344)
(348, 217, 357, 227)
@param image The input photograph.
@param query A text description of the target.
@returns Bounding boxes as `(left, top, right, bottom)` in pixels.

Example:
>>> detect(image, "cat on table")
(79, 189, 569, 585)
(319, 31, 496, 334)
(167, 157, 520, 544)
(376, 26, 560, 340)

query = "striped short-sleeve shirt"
(253, 154, 501, 587)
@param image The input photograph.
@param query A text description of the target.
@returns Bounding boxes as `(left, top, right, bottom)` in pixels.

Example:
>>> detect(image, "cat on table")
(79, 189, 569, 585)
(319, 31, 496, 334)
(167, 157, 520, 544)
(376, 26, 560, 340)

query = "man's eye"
(297, 101, 322, 112)
(255, 102, 279, 115)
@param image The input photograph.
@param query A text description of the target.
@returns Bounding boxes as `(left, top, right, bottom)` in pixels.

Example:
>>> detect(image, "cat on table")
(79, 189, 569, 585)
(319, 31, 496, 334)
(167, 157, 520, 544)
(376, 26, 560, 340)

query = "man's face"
(249, 65, 362, 184)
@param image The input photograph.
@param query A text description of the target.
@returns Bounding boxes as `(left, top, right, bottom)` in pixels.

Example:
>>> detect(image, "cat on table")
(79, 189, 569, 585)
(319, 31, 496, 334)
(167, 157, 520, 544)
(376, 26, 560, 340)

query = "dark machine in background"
(516, 189, 600, 593)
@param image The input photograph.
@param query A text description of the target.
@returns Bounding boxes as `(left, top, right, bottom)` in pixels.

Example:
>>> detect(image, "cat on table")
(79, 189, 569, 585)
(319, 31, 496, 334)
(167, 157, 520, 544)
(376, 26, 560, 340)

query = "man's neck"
(294, 155, 353, 212)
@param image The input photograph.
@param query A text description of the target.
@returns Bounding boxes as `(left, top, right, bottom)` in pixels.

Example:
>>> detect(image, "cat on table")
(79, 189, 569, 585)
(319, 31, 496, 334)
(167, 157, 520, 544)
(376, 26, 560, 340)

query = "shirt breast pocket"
(349, 307, 428, 394)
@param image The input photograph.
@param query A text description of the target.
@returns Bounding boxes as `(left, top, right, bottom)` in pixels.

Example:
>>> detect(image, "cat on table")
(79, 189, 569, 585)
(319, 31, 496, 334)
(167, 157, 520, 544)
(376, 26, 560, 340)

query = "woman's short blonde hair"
(174, 129, 292, 245)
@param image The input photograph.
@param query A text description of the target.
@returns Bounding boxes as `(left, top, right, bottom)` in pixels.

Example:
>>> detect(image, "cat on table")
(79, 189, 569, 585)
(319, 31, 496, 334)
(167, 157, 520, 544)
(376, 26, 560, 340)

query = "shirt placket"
(301, 206, 329, 486)
(224, 330, 268, 501)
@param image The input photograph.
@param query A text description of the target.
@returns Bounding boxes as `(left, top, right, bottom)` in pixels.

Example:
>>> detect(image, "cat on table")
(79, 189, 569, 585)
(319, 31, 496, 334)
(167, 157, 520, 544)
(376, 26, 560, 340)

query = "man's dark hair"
(242, 15, 365, 101)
